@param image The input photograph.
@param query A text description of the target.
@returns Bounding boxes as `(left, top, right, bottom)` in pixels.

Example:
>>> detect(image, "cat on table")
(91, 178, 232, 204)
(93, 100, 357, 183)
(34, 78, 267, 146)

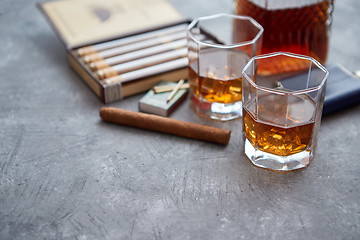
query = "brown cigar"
(100, 107, 231, 145)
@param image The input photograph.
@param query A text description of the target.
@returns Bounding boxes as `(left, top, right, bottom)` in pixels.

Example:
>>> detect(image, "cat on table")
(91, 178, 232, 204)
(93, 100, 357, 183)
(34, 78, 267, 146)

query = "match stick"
(167, 79, 184, 103)
(153, 83, 189, 93)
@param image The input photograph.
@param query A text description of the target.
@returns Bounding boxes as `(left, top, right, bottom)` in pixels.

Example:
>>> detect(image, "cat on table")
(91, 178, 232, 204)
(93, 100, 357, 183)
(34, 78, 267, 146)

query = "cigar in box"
(88, 34, 208, 72)
(96, 48, 188, 79)
(139, 80, 189, 116)
(38, 0, 218, 103)
(102, 58, 188, 85)
(95, 35, 215, 84)
(89, 38, 187, 71)
(100, 107, 231, 145)
(89, 34, 208, 72)
(83, 31, 187, 64)
(77, 23, 188, 57)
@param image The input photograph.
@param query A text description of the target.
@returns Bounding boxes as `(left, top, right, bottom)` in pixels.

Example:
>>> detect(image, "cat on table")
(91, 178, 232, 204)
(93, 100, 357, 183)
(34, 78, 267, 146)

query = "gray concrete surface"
(1, 0, 360, 239)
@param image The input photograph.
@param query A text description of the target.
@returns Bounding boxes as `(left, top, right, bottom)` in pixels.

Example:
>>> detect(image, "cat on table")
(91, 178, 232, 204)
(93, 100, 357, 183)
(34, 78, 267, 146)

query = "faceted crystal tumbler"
(242, 52, 328, 171)
(187, 13, 263, 121)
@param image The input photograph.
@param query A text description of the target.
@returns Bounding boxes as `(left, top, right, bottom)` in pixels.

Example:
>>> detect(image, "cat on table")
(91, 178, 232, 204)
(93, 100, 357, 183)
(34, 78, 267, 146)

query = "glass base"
(244, 139, 312, 172)
(191, 94, 242, 121)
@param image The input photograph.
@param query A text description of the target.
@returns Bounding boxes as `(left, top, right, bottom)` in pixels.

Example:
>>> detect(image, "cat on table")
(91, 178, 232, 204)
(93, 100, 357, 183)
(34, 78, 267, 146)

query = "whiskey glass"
(242, 52, 328, 172)
(187, 13, 263, 121)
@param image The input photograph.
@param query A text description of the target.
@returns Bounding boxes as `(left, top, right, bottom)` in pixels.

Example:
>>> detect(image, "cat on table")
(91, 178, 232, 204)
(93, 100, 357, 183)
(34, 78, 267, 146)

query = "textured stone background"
(0, 0, 359, 239)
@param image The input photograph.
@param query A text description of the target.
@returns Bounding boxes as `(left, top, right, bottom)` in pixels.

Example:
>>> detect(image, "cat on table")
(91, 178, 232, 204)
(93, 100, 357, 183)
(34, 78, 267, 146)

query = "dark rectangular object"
(323, 64, 360, 115)
(276, 64, 360, 115)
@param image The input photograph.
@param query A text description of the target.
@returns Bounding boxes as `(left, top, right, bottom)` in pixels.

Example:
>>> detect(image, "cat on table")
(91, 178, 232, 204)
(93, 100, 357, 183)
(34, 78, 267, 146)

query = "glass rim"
(187, 13, 264, 49)
(241, 52, 329, 95)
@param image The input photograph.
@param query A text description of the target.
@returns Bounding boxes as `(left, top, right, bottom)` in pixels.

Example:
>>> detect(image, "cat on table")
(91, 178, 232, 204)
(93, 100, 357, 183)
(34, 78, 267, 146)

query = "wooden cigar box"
(38, 0, 189, 103)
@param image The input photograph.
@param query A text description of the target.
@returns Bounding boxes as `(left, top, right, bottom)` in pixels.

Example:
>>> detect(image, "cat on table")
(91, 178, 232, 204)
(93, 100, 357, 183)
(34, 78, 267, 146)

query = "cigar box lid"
(38, 0, 184, 49)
